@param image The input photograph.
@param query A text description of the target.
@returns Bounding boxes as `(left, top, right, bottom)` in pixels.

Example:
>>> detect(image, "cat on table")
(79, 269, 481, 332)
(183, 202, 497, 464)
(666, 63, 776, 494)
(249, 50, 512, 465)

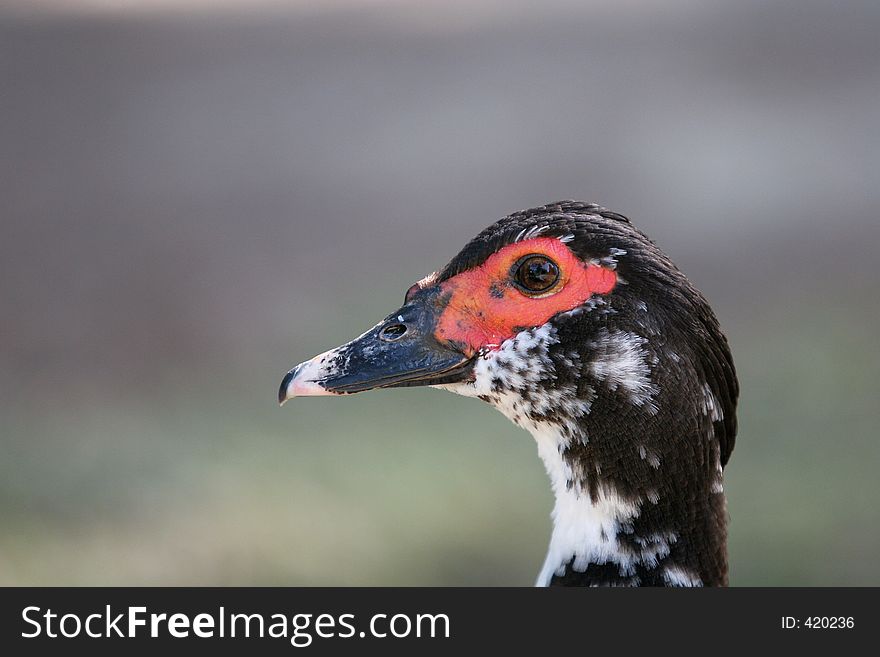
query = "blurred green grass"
(2, 302, 877, 586)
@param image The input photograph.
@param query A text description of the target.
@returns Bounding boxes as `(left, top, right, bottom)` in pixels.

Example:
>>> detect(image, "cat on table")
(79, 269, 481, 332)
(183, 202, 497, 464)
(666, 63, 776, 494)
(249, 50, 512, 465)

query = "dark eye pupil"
(515, 256, 559, 293)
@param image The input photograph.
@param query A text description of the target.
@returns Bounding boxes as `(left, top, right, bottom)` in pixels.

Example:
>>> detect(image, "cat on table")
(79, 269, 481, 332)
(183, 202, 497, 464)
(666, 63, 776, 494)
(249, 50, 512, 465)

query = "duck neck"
(531, 423, 728, 587)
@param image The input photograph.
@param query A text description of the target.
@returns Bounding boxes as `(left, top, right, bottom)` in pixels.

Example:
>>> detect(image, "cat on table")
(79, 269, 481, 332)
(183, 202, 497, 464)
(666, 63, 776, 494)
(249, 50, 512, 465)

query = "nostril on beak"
(378, 323, 408, 342)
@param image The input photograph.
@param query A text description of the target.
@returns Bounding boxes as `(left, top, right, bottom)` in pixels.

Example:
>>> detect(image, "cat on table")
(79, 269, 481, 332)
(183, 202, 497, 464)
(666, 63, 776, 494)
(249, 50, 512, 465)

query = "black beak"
(279, 291, 472, 404)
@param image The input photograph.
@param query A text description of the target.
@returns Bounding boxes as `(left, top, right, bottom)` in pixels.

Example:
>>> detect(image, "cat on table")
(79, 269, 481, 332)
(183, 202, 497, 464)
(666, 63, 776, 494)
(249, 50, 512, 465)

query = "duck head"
(279, 200, 738, 586)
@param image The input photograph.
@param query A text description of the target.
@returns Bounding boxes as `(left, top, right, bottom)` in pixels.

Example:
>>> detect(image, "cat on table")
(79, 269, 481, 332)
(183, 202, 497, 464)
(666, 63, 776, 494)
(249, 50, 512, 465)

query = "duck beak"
(278, 291, 473, 405)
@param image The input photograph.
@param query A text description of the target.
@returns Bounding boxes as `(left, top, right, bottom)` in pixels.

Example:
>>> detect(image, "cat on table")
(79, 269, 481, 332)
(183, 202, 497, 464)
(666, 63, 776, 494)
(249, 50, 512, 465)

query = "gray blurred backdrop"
(2, 0, 879, 585)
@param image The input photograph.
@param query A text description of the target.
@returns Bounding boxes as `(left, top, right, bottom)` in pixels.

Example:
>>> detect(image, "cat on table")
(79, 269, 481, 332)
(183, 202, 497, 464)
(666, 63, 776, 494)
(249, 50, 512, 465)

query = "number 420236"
(781, 617, 854, 629)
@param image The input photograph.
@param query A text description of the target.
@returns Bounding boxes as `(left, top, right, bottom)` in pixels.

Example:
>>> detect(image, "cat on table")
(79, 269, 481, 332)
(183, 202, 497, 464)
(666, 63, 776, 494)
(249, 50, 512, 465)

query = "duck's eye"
(513, 255, 560, 294)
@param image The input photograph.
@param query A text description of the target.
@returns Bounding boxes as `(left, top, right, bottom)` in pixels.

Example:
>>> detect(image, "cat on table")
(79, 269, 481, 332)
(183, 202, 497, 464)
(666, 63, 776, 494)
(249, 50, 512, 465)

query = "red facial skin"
(433, 237, 617, 357)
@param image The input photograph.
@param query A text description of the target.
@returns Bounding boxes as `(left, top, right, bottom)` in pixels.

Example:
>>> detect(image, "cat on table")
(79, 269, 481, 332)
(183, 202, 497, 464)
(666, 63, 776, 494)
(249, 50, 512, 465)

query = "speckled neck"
(439, 319, 732, 587)
(532, 422, 726, 587)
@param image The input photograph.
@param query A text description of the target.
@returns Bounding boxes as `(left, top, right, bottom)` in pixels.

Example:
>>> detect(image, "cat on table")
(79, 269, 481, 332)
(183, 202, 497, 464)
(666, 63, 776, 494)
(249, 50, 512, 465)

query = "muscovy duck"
(279, 201, 738, 586)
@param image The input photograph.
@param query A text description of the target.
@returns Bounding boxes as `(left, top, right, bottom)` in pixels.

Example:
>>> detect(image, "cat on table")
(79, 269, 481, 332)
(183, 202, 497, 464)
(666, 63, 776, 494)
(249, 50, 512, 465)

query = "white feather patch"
(662, 564, 703, 587)
(589, 329, 659, 414)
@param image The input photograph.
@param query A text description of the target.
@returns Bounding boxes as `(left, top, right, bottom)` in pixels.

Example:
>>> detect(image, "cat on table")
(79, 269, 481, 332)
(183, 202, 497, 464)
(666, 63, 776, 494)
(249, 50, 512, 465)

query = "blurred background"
(2, 0, 878, 586)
